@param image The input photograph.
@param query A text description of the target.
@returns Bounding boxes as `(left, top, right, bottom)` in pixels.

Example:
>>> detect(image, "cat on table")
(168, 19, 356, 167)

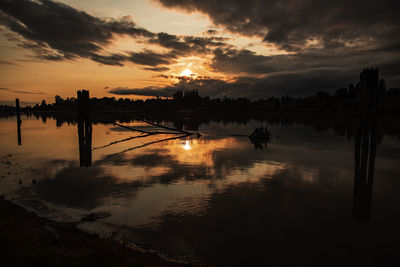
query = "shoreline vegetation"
(0, 196, 187, 266)
(1, 83, 400, 117)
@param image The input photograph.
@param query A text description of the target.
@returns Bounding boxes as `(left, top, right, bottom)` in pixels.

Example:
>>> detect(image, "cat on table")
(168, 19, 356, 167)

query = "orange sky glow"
(0, 0, 284, 105)
(1, 0, 399, 105)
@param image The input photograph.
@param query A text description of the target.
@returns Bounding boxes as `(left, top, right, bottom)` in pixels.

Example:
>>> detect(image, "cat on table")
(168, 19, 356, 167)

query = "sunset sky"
(0, 0, 399, 105)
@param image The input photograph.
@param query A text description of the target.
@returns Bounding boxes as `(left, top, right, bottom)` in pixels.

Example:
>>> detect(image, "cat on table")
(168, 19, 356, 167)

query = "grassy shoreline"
(0, 196, 187, 267)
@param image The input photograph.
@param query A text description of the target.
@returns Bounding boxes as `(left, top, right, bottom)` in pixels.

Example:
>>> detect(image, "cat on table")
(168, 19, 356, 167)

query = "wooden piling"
(77, 90, 90, 116)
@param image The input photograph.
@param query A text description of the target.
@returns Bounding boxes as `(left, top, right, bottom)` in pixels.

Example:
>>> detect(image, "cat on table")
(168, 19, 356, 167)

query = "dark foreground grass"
(0, 196, 187, 267)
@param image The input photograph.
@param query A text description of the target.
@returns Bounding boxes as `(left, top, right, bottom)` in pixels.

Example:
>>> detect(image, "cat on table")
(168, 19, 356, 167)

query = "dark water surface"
(1, 116, 399, 265)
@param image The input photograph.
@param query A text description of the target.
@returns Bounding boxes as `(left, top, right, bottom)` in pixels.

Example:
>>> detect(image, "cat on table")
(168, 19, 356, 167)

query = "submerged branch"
(90, 111, 191, 135)
(137, 118, 193, 135)
(92, 133, 155, 150)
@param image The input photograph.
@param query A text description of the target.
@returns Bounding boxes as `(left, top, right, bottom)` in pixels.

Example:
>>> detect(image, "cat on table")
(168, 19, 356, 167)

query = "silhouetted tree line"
(1, 76, 400, 121)
(11, 83, 400, 116)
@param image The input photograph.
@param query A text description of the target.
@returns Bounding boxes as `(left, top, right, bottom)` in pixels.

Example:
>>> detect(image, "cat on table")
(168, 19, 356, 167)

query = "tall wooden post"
(16, 98, 22, 146)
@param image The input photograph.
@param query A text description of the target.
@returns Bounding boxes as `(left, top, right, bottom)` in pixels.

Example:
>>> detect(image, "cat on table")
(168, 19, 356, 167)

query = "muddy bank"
(0, 196, 187, 267)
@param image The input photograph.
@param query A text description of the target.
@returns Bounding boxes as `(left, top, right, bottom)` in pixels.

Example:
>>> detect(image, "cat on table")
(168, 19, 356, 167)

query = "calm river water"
(1, 115, 399, 265)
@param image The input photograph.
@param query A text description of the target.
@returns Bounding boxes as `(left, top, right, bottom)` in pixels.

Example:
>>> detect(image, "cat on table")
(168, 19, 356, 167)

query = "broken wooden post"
(16, 98, 22, 145)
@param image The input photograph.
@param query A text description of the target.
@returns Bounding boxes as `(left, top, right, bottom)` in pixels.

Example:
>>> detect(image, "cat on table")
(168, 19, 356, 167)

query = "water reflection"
(78, 116, 92, 167)
(183, 140, 192, 150)
(16, 116, 21, 146)
(77, 93, 92, 167)
(16, 98, 22, 146)
(353, 130, 376, 221)
(1, 115, 400, 265)
(352, 69, 381, 221)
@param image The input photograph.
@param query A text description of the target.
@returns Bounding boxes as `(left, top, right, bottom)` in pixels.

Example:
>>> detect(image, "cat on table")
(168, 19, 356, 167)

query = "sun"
(180, 68, 192, 77)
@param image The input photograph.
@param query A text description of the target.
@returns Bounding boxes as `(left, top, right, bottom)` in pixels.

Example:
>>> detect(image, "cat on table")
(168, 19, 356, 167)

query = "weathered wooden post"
(16, 98, 22, 145)
(77, 90, 92, 167)
(353, 68, 380, 221)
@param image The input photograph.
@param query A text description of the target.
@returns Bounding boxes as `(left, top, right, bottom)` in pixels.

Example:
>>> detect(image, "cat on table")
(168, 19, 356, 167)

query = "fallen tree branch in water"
(92, 133, 155, 150)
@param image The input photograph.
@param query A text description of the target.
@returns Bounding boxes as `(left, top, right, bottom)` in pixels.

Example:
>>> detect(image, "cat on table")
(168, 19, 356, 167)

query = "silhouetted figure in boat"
(249, 126, 271, 150)
(353, 68, 383, 221)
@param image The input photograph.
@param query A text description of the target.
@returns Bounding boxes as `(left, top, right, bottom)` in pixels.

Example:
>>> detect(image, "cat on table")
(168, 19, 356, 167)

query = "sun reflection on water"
(183, 140, 192, 150)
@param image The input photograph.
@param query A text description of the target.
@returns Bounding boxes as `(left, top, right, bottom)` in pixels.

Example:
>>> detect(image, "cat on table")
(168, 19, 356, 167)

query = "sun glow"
(180, 68, 193, 77)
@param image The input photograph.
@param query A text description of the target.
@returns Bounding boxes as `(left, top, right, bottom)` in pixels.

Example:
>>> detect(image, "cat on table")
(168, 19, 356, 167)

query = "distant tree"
(55, 95, 61, 105)
(173, 90, 183, 101)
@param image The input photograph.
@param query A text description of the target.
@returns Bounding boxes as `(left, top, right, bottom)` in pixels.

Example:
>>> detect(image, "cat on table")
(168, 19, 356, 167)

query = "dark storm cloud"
(210, 48, 273, 74)
(90, 54, 126, 66)
(90, 50, 175, 67)
(144, 66, 170, 72)
(232, 69, 351, 98)
(184, 36, 227, 48)
(14, 40, 66, 61)
(128, 50, 175, 66)
(148, 32, 228, 55)
(0, 0, 230, 68)
(209, 47, 400, 77)
(0, 0, 157, 65)
(109, 86, 175, 97)
(150, 32, 190, 52)
(0, 0, 154, 53)
(156, 0, 400, 50)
